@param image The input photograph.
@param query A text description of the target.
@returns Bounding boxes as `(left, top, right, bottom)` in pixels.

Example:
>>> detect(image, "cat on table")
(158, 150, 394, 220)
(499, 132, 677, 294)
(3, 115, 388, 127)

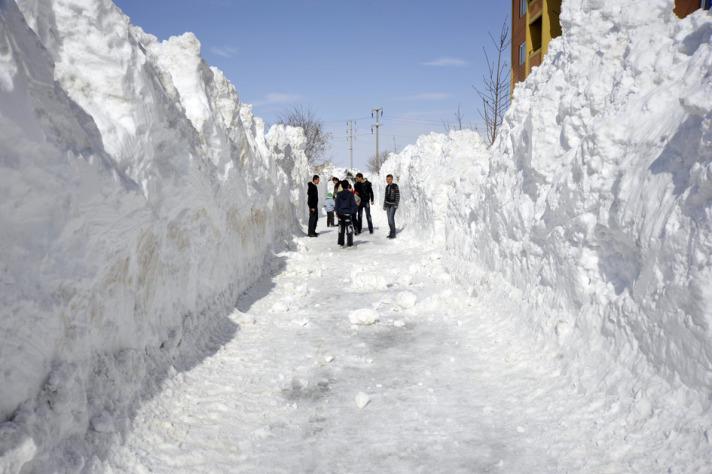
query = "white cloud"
(253, 93, 304, 106)
(398, 92, 452, 101)
(209, 46, 239, 58)
(422, 57, 468, 67)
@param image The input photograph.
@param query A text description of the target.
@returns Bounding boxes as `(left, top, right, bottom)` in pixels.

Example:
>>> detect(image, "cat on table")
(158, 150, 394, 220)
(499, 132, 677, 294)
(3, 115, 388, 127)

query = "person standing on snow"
(383, 174, 400, 239)
(354, 173, 374, 235)
(307, 175, 320, 237)
(335, 180, 358, 247)
(352, 188, 362, 232)
(331, 176, 341, 196)
(324, 192, 336, 227)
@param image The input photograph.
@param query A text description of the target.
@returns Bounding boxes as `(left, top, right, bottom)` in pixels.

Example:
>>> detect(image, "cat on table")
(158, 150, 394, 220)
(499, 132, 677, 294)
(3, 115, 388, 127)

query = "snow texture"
(0, 0, 308, 469)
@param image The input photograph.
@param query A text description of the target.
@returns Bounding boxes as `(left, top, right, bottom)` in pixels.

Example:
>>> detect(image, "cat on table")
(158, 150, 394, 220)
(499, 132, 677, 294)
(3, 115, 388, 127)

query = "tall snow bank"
(383, 0, 712, 395)
(0, 0, 308, 469)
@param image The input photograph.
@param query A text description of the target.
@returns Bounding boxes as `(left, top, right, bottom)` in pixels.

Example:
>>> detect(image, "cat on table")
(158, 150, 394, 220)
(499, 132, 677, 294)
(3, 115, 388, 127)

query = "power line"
(322, 116, 370, 124)
(388, 116, 444, 125)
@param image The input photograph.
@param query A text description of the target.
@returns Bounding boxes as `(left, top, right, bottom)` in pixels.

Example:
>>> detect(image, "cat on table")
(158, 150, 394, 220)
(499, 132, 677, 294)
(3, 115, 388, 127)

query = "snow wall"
(0, 0, 309, 469)
(381, 0, 712, 399)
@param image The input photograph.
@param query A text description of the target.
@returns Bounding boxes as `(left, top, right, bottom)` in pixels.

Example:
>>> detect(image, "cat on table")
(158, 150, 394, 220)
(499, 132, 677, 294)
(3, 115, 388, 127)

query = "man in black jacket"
(307, 175, 320, 237)
(383, 174, 400, 239)
(353, 173, 374, 235)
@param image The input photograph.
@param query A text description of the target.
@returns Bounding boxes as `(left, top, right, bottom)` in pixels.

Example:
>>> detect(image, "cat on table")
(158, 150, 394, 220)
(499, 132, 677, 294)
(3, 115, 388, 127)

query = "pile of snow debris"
(0, 0, 308, 469)
(381, 0, 712, 435)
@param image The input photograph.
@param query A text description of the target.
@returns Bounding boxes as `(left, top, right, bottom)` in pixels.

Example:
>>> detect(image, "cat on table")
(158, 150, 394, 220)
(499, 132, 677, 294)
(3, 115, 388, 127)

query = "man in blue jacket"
(335, 180, 358, 247)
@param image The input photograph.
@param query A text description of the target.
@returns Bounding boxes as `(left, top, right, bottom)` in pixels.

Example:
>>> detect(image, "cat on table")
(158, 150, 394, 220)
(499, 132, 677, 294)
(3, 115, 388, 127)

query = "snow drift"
(382, 0, 712, 405)
(0, 0, 308, 469)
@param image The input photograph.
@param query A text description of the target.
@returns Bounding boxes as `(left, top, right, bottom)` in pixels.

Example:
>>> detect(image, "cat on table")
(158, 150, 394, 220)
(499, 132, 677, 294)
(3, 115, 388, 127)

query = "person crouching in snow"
(335, 180, 358, 247)
(324, 192, 336, 227)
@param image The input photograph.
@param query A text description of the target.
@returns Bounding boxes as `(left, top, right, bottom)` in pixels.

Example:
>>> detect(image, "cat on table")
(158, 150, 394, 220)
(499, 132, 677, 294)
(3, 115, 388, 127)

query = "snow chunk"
(349, 309, 379, 326)
(396, 291, 417, 309)
(355, 392, 371, 409)
(90, 412, 116, 433)
(0, 423, 37, 473)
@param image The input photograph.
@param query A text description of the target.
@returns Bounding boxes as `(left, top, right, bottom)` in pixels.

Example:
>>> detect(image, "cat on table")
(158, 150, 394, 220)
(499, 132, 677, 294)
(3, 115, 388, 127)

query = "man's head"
(341, 180, 351, 190)
(312, 175, 320, 184)
(386, 174, 393, 185)
(355, 172, 364, 182)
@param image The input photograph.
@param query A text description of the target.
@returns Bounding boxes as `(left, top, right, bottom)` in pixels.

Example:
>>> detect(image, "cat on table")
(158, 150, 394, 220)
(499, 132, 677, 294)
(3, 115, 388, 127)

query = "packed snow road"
(100, 220, 675, 473)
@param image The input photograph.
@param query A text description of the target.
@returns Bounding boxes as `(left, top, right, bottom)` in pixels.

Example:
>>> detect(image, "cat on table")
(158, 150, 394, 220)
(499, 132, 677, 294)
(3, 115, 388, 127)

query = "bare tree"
(443, 104, 466, 132)
(277, 105, 331, 164)
(367, 151, 391, 174)
(474, 20, 511, 146)
(453, 103, 465, 131)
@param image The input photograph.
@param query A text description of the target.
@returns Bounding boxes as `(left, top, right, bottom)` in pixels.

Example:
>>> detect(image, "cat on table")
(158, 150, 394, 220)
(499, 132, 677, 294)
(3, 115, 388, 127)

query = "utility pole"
(347, 120, 354, 171)
(371, 107, 383, 169)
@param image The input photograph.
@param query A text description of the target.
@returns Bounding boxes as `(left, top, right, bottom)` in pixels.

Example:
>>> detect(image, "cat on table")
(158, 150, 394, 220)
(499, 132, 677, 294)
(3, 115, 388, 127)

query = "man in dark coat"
(307, 175, 320, 237)
(383, 174, 400, 239)
(353, 173, 374, 235)
(335, 180, 358, 247)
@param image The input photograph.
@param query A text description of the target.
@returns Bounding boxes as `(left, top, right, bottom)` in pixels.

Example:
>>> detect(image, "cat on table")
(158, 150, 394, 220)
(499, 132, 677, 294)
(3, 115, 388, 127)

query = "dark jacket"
(335, 190, 358, 216)
(384, 183, 400, 208)
(307, 182, 318, 209)
(354, 180, 374, 205)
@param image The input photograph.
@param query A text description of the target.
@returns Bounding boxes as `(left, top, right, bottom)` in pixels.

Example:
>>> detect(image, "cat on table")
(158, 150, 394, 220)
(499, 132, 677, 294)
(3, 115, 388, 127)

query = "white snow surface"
(87, 228, 711, 472)
(0, 0, 308, 469)
(380, 0, 712, 455)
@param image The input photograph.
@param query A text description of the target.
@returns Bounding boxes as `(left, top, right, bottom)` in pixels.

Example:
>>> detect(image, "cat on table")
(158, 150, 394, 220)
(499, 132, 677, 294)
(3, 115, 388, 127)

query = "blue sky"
(113, 0, 509, 169)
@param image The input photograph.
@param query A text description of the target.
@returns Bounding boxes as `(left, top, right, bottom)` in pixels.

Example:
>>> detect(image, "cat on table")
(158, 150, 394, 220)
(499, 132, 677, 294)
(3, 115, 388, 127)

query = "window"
(530, 16, 543, 52)
(520, 0, 527, 17)
(519, 42, 526, 65)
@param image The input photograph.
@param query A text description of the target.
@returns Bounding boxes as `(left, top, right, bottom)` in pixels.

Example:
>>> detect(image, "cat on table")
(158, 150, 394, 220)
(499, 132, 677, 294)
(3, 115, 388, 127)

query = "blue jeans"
(386, 206, 397, 237)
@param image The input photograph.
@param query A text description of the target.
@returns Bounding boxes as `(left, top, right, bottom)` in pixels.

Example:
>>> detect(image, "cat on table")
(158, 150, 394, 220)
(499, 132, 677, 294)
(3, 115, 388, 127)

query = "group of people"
(307, 172, 400, 247)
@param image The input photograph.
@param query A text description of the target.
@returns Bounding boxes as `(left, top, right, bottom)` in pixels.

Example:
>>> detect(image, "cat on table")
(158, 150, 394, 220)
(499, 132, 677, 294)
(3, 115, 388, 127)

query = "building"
(676, 0, 712, 17)
(511, 0, 711, 92)
(511, 0, 561, 92)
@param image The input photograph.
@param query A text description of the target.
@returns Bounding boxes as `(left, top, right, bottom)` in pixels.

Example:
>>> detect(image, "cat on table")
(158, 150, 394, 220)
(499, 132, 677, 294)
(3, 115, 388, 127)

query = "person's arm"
(394, 184, 400, 208)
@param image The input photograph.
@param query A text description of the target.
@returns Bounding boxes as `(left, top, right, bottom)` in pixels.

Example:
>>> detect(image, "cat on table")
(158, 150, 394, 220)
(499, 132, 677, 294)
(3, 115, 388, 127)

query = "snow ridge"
(0, 0, 308, 469)
(381, 0, 712, 434)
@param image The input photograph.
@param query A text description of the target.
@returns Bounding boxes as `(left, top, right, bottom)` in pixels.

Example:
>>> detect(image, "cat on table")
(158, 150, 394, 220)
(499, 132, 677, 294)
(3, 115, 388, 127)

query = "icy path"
(101, 222, 669, 473)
